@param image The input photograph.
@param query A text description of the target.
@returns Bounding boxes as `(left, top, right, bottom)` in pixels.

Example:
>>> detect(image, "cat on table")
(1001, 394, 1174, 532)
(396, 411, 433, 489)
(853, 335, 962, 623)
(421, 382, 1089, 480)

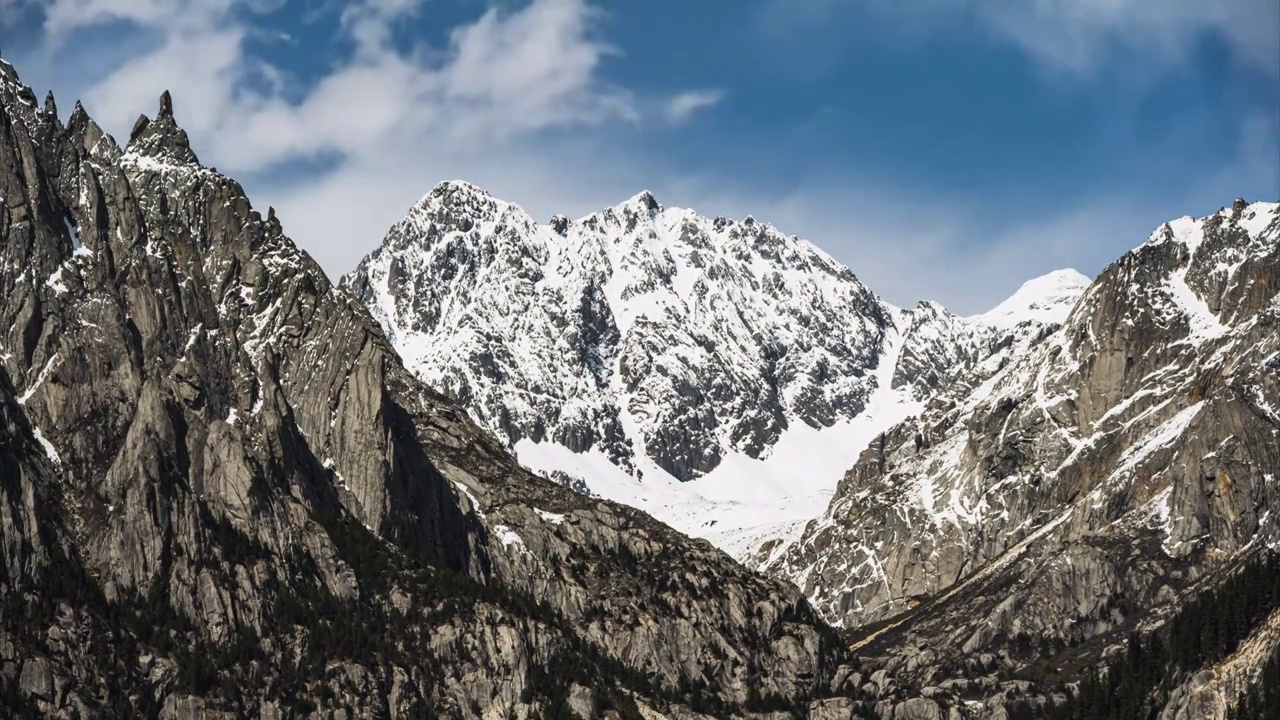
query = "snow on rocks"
(345, 183, 916, 560)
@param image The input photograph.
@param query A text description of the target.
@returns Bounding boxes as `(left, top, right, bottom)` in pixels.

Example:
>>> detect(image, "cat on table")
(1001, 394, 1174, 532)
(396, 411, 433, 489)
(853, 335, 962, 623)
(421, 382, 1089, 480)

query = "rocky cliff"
(0, 55, 889, 719)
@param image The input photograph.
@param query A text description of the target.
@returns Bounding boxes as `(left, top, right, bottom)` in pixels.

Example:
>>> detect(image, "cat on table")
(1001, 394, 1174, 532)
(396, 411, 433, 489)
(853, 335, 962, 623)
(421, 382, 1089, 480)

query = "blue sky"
(2, 0, 1277, 312)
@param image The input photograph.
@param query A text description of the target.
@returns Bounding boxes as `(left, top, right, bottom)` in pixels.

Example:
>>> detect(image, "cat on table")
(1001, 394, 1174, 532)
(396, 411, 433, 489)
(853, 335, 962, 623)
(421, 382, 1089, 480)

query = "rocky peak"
(345, 181, 915, 562)
(65, 101, 121, 163)
(125, 90, 201, 166)
(906, 299, 952, 320)
(773, 200, 1280, 663)
(387, 179, 536, 245)
(972, 267, 1090, 330)
(0, 57, 41, 123)
(620, 189, 661, 214)
(549, 213, 571, 235)
(426, 178, 492, 202)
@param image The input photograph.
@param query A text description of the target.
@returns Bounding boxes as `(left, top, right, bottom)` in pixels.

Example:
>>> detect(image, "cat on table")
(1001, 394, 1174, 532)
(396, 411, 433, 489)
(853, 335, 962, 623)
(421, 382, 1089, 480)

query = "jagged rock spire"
(125, 89, 200, 166)
(68, 100, 88, 128)
(129, 114, 150, 143)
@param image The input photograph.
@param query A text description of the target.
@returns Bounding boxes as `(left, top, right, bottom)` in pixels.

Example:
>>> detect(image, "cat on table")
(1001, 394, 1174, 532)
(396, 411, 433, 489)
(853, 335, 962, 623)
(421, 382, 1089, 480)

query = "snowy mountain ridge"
(769, 199, 1280, 630)
(971, 267, 1091, 330)
(343, 181, 1086, 559)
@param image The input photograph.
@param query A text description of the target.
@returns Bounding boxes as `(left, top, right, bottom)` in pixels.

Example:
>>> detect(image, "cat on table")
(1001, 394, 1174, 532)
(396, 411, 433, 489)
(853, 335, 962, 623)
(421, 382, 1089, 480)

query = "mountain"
(0, 55, 904, 718)
(343, 184, 1085, 560)
(345, 160, 1280, 716)
(8, 43, 1278, 718)
(766, 198, 1280, 713)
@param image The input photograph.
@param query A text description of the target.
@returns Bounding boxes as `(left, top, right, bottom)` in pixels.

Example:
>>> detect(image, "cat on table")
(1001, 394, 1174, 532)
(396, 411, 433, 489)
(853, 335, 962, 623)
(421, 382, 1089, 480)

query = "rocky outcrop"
(0, 55, 877, 717)
(1159, 605, 1280, 719)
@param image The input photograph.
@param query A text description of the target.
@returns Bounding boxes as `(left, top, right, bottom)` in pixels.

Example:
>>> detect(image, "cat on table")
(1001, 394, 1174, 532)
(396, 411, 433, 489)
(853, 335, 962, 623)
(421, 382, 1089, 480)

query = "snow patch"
(451, 480, 484, 518)
(1111, 404, 1203, 480)
(535, 509, 566, 526)
(31, 426, 61, 467)
(1148, 487, 1176, 555)
(515, 324, 921, 561)
(64, 216, 90, 257)
(1165, 266, 1226, 343)
(1240, 202, 1278, 240)
(19, 355, 60, 405)
(45, 267, 69, 295)
(493, 525, 524, 550)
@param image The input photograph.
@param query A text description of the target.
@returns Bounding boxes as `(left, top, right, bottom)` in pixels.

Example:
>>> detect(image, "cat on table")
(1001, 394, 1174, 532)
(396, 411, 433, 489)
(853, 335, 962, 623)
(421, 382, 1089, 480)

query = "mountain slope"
(344, 184, 1087, 561)
(772, 199, 1280, 628)
(763, 199, 1280, 713)
(0, 55, 885, 718)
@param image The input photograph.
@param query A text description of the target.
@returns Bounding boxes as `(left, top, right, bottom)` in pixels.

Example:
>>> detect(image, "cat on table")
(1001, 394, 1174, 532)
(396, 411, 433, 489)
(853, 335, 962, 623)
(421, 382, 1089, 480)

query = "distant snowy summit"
(973, 268, 1091, 330)
(343, 181, 1089, 559)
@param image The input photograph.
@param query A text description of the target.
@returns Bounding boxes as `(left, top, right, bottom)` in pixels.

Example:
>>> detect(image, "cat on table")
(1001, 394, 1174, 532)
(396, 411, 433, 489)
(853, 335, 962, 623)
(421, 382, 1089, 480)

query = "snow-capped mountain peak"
(770, 200, 1280, 636)
(972, 267, 1091, 330)
(616, 189, 662, 214)
(344, 185, 917, 556)
(344, 182, 1095, 561)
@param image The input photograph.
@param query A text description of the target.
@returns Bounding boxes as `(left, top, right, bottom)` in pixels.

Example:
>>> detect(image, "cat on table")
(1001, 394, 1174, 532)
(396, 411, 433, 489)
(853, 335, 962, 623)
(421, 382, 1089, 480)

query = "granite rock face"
(0, 56, 879, 718)
(5, 45, 1278, 719)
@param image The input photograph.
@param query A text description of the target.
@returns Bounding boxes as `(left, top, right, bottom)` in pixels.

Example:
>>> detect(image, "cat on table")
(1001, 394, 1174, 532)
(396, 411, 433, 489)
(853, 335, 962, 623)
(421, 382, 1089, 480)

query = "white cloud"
(760, 0, 1280, 76)
(67, 0, 636, 174)
(11, 0, 1275, 312)
(44, 0, 235, 39)
(27, 0, 654, 276)
(665, 89, 725, 124)
(972, 0, 1280, 75)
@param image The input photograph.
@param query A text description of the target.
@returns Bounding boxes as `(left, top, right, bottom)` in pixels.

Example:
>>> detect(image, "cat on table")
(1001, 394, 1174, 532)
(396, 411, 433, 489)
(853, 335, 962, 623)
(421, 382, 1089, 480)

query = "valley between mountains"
(2, 51, 1280, 719)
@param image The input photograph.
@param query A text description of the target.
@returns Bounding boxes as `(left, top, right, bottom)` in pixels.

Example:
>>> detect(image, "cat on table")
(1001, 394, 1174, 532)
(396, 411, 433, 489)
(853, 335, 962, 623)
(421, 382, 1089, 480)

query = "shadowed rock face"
(0, 56, 888, 717)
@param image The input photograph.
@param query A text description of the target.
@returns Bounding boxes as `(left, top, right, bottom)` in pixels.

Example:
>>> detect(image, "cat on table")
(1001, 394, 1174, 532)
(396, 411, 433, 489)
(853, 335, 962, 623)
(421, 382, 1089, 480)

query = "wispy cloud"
(18, 0, 664, 275)
(972, 0, 1280, 75)
(8, 0, 1274, 315)
(665, 89, 725, 124)
(758, 0, 1280, 76)
(67, 0, 638, 174)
